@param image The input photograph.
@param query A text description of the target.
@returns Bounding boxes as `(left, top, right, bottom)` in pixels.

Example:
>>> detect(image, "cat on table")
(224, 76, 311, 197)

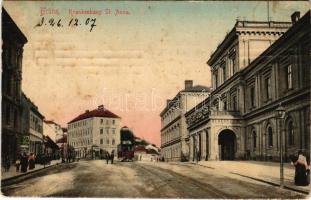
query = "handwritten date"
(35, 17, 96, 32)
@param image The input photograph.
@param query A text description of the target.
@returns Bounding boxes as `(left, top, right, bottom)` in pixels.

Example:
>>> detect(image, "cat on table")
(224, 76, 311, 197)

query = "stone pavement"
(1, 159, 62, 181)
(196, 160, 310, 194)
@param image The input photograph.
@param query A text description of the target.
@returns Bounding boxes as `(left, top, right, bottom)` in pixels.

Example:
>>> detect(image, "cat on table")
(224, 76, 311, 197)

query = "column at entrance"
(209, 126, 219, 160)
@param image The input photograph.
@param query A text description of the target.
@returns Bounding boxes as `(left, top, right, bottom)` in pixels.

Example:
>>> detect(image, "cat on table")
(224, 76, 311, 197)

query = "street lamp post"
(276, 104, 286, 188)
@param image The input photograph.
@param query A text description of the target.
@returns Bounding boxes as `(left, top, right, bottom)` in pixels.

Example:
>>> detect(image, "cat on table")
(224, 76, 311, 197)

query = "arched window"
(253, 131, 257, 149)
(268, 127, 273, 147)
(288, 121, 294, 145)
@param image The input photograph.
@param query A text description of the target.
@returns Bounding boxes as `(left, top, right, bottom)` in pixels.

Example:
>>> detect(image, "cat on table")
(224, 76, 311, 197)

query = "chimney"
(291, 11, 300, 24)
(98, 105, 104, 110)
(185, 80, 193, 90)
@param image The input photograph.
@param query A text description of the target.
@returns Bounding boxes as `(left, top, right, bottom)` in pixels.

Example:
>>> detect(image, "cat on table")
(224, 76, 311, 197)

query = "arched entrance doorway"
(218, 129, 236, 160)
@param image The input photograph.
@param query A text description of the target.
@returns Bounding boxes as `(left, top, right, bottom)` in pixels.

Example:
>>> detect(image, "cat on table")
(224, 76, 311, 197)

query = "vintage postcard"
(1, 0, 310, 198)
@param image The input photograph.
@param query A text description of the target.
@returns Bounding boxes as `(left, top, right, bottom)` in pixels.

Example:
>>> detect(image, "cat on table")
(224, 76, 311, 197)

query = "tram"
(117, 126, 135, 161)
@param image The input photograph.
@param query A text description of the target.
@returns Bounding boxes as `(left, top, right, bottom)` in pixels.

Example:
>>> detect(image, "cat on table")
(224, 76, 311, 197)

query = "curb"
(194, 163, 309, 195)
(230, 172, 310, 195)
(1, 163, 62, 186)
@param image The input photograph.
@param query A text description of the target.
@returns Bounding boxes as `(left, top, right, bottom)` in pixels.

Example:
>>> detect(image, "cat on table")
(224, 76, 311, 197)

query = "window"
(223, 101, 227, 111)
(112, 129, 115, 134)
(215, 72, 218, 88)
(268, 127, 273, 147)
(106, 139, 109, 145)
(106, 128, 109, 134)
(221, 62, 226, 82)
(265, 77, 271, 100)
(250, 87, 255, 108)
(232, 96, 237, 111)
(112, 120, 115, 125)
(106, 120, 109, 125)
(100, 128, 103, 134)
(228, 54, 236, 77)
(232, 56, 236, 75)
(100, 139, 103, 144)
(253, 131, 257, 149)
(287, 65, 292, 89)
(288, 121, 294, 145)
(112, 139, 115, 145)
(100, 119, 103, 124)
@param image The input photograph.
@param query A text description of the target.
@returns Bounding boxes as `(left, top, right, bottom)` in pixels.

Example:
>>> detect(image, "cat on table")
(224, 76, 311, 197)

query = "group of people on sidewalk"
(3, 152, 59, 174)
(105, 150, 115, 164)
(291, 150, 310, 186)
(15, 153, 36, 173)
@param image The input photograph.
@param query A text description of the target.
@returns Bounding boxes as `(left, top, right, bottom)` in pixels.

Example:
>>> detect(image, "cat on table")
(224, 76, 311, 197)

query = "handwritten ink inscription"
(35, 7, 131, 32)
(35, 17, 97, 32)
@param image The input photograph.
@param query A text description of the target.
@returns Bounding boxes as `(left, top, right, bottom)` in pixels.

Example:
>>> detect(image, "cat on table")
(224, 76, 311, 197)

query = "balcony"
(209, 110, 241, 117)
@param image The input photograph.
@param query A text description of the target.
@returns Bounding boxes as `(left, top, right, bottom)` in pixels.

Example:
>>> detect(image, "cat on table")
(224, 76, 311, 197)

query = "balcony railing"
(209, 110, 241, 117)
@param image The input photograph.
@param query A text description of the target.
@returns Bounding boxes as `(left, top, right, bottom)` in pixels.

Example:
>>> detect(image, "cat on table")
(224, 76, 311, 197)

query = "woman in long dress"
(21, 153, 28, 173)
(293, 150, 309, 186)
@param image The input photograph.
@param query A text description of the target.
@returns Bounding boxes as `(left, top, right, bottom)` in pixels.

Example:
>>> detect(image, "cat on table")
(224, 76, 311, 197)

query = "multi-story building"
(160, 80, 210, 161)
(186, 11, 310, 162)
(21, 93, 45, 155)
(67, 105, 121, 159)
(43, 120, 64, 143)
(2, 8, 28, 163)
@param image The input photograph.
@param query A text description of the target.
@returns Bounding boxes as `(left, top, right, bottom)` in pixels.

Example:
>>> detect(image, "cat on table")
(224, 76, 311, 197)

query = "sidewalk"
(1, 159, 62, 181)
(196, 160, 310, 194)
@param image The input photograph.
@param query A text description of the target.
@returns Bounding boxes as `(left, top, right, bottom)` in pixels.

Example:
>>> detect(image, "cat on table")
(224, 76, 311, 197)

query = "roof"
(180, 85, 211, 92)
(207, 20, 291, 66)
(68, 106, 120, 124)
(160, 85, 211, 116)
(44, 135, 59, 149)
(2, 8, 28, 44)
(22, 92, 45, 119)
(146, 149, 159, 155)
(241, 10, 310, 76)
(134, 145, 146, 152)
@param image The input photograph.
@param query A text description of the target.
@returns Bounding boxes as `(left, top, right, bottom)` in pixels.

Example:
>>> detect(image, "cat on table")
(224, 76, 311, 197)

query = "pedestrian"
(28, 153, 35, 170)
(106, 152, 110, 164)
(110, 150, 115, 164)
(292, 150, 310, 186)
(15, 154, 21, 172)
(21, 153, 28, 173)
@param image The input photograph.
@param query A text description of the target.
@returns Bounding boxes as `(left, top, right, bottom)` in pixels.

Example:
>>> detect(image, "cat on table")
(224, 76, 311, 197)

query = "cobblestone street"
(2, 160, 307, 198)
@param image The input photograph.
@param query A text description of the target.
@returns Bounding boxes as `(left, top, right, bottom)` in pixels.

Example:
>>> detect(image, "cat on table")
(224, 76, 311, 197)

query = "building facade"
(21, 93, 45, 155)
(186, 11, 310, 162)
(2, 8, 28, 163)
(43, 120, 64, 143)
(160, 80, 210, 161)
(67, 105, 121, 159)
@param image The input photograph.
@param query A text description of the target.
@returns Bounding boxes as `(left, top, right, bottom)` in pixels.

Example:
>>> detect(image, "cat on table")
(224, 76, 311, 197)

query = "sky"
(3, 1, 310, 146)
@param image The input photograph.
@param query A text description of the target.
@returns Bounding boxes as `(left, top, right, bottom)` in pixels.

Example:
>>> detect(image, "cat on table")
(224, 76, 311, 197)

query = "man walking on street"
(110, 150, 114, 164)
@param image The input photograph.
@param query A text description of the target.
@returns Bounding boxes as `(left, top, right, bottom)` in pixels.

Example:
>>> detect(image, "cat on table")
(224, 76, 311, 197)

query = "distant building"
(67, 105, 121, 159)
(160, 80, 210, 161)
(43, 120, 63, 143)
(2, 8, 28, 162)
(21, 93, 45, 155)
(43, 135, 60, 159)
(186, 11, 310, 161)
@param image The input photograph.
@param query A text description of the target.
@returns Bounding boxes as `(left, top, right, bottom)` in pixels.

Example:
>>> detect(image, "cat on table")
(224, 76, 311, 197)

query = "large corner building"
(186, 11, 310, 162)
(67, 105, 121, 159)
